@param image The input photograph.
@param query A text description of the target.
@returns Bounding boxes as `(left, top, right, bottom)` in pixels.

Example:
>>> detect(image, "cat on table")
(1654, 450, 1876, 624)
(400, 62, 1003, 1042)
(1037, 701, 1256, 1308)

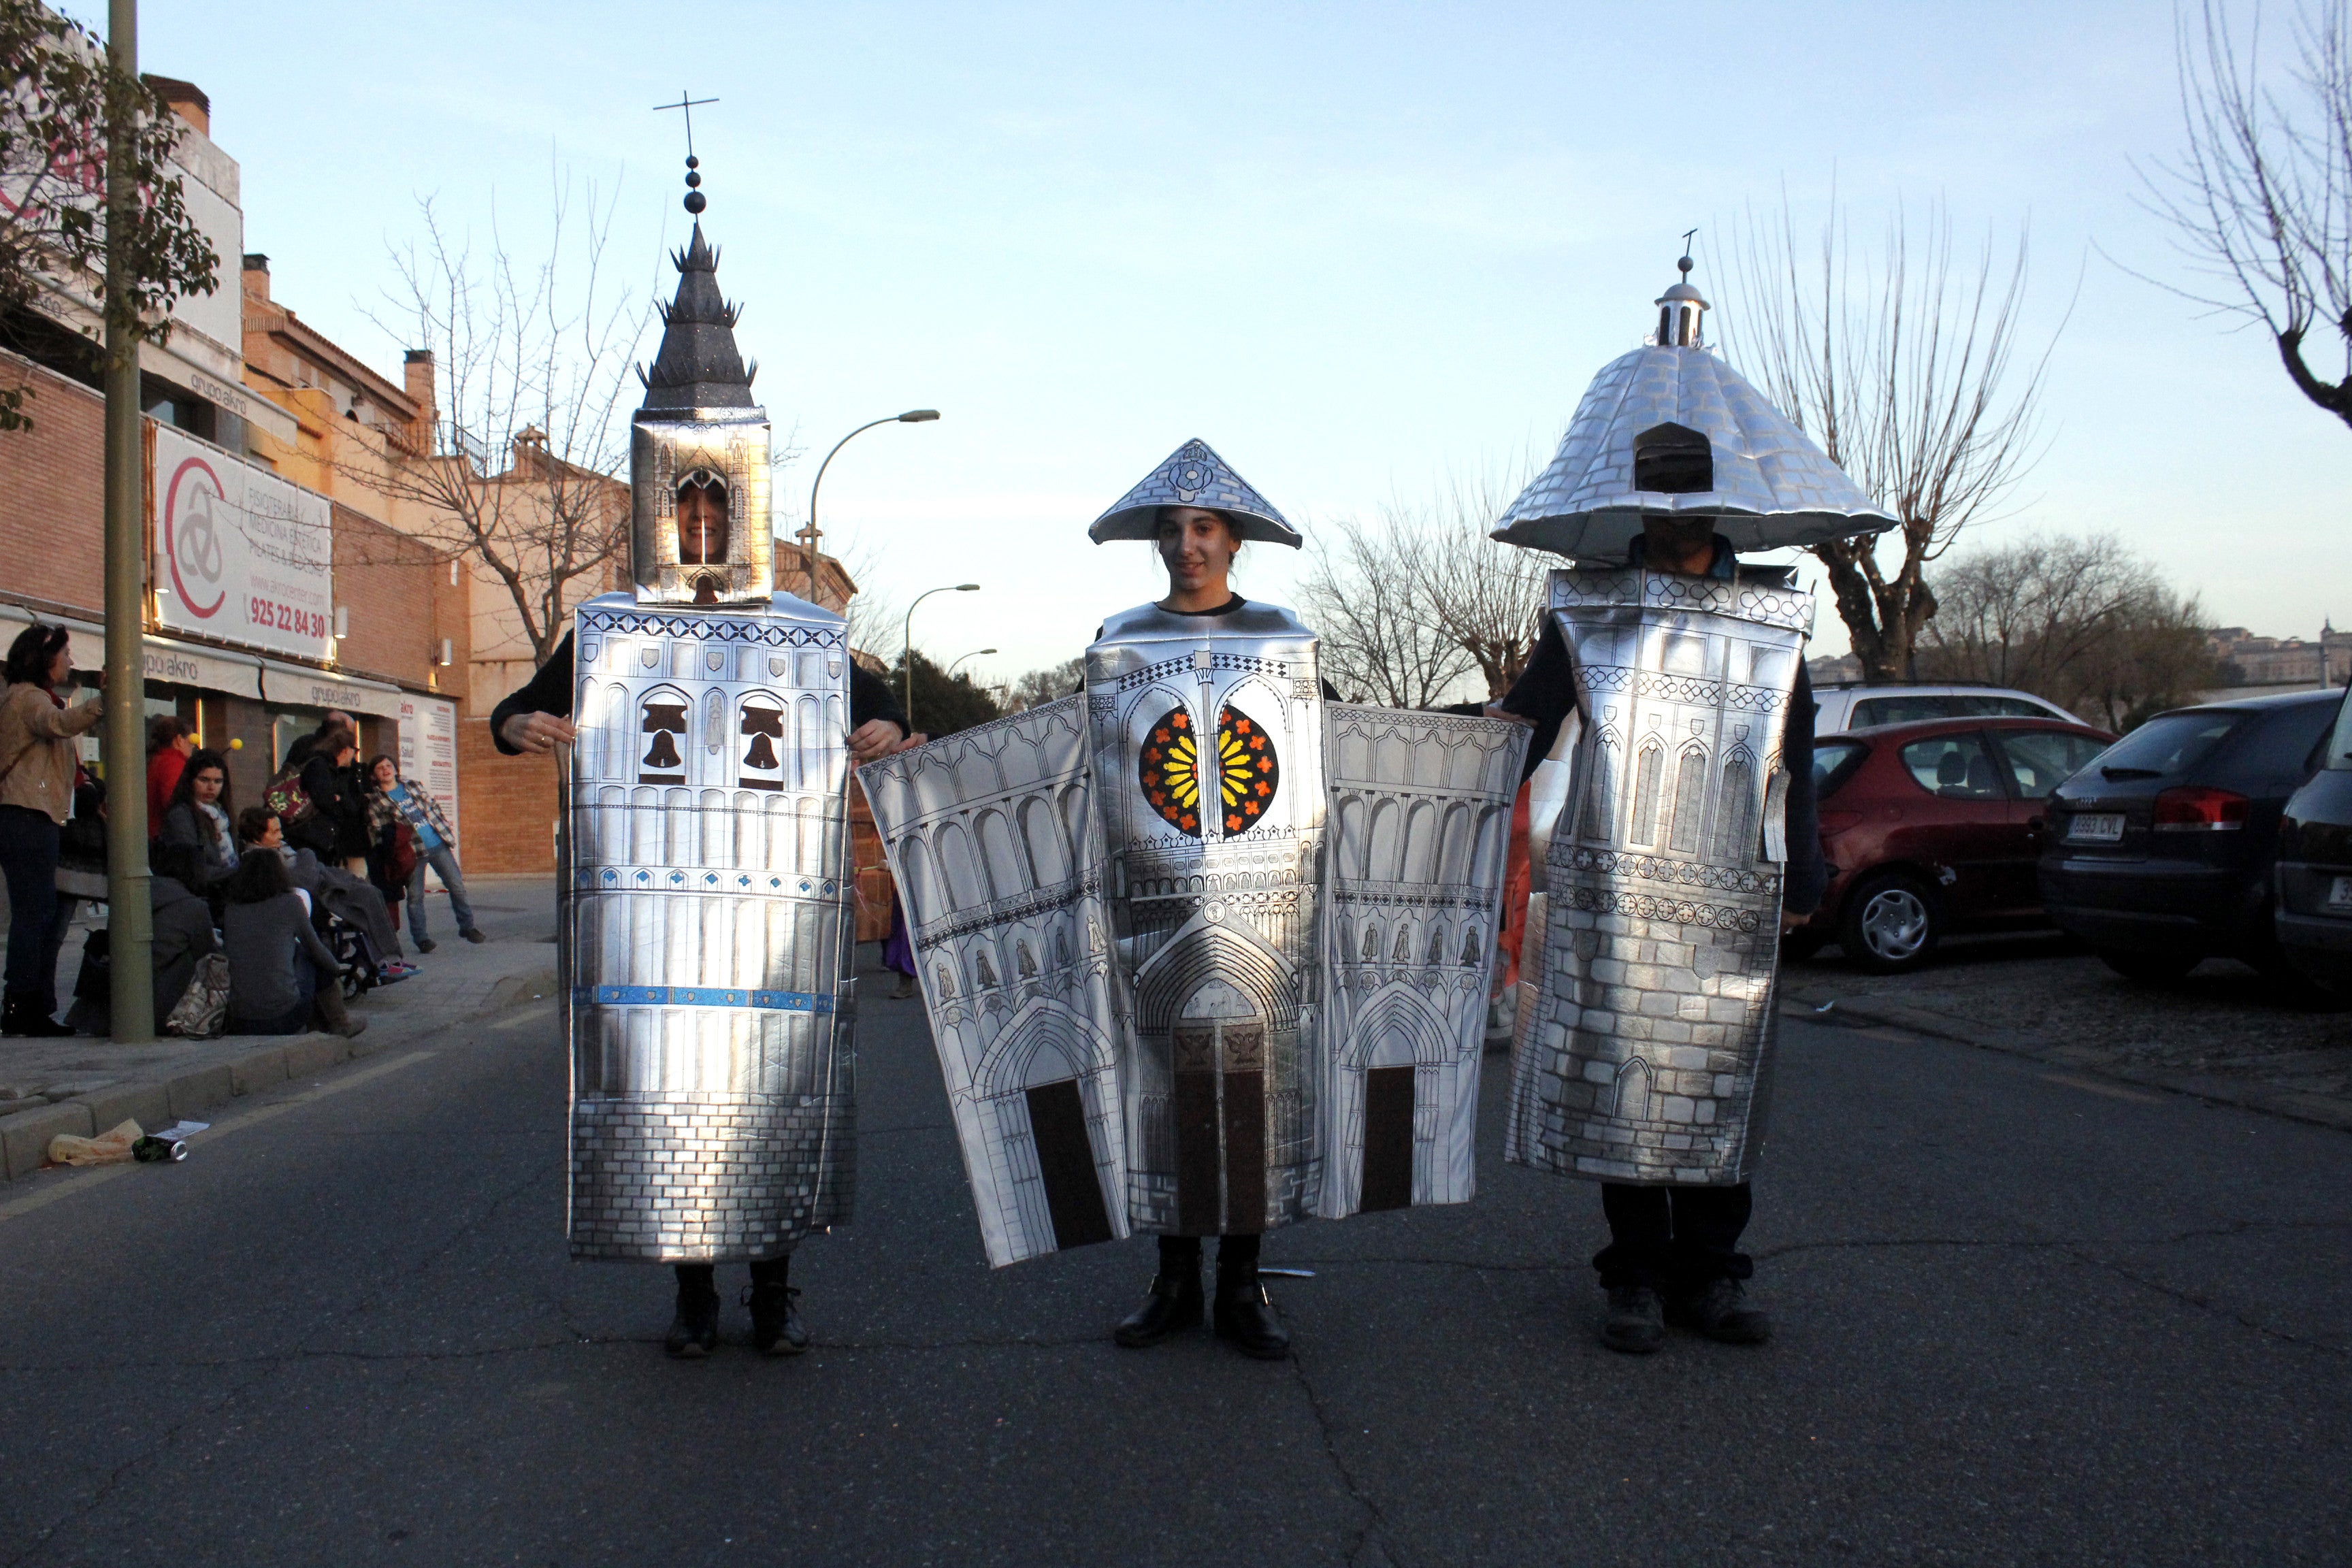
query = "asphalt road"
(3, 949, 2348, 1567)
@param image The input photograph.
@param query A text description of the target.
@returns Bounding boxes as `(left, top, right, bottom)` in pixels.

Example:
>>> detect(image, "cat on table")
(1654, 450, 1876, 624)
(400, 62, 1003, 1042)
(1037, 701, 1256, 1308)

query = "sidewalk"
(0, 875, 557, 1181)
(1781, 933, 2352, 1134)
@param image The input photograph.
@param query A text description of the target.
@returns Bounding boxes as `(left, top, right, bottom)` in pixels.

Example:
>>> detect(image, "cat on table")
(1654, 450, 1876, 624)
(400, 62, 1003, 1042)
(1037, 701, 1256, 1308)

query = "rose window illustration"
(1140, 704, 1279, 837)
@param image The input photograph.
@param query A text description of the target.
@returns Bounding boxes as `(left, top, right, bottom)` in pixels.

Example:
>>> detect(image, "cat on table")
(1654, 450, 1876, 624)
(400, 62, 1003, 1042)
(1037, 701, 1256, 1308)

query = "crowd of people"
(0, 625, 485, 1040)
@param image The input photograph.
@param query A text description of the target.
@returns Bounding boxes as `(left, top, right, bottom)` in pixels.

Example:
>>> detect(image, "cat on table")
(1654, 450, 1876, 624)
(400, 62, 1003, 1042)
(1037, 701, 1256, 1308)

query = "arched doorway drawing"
(1172, 977, 1267, 1234)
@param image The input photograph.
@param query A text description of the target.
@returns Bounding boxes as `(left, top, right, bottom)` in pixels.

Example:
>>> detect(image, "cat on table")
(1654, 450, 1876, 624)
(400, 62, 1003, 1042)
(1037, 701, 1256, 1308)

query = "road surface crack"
(1287, 1345, 1407, 1568)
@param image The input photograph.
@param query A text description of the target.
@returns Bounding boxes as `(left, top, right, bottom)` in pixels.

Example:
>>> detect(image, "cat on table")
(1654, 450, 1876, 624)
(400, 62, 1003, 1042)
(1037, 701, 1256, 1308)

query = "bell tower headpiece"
(628, 95, 778, 607)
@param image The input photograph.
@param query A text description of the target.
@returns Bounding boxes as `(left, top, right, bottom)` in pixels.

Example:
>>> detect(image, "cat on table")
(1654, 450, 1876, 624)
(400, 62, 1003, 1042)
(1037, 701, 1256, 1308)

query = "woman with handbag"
(0, 623, 103, 1037)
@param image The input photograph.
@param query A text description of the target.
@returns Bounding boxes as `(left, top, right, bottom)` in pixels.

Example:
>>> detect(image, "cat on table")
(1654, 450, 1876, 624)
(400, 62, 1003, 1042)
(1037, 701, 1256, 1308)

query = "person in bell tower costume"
(859, 440, 1529, 1361)
(491, 157, 908, 1359)
(1490, 251, 1894, 1354)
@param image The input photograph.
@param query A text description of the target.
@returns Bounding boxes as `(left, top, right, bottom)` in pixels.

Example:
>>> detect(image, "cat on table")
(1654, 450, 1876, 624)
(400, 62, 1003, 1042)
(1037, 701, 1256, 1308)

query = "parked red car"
(1790, 715, 2117, 972)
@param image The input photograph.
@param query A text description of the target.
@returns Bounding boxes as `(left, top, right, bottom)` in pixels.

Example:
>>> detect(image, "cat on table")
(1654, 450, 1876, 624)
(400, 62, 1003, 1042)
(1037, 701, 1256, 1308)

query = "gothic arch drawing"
(1667, 741, 1710, 854)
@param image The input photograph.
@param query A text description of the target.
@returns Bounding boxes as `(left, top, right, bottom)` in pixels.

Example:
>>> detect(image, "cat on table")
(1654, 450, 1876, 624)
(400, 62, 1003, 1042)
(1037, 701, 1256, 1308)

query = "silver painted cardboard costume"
(861, 442, 1526, 1267)
(560, 217, 858, 1263)
(1499, 259, 1893, 1186)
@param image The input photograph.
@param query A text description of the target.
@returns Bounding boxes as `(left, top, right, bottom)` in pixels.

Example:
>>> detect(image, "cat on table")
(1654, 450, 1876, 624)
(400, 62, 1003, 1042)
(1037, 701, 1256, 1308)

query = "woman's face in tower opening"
(677, 482, 730, 566)
(1155, 507, 1239, 594)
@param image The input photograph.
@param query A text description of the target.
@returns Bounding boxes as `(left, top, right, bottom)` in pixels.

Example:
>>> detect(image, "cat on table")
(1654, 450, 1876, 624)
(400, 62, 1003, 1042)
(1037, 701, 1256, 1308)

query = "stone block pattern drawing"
(561, 593, 858, 1261)
(1505, 566, 1812, 1186)
(860, 696, 1128, 1268)
(1316, 705, 1529, 1219)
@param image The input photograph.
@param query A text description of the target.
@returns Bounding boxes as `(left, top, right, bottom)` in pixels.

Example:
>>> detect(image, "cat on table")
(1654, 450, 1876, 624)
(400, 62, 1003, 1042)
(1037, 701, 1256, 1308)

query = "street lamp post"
(800, 409, 938, 604)
(902, 584, 980, 734)
(945, 649, 998, 681)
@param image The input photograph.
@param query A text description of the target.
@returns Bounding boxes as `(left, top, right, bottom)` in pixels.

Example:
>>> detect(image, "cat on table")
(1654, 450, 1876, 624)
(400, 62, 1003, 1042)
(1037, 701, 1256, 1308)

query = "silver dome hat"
(1491, 255, 1895, 558)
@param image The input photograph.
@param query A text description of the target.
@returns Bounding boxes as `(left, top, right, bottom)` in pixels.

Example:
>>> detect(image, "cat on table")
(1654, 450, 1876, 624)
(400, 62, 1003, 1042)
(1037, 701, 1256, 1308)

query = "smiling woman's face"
(677, 482, 730, 566)
(1155, 507, 1239, 595)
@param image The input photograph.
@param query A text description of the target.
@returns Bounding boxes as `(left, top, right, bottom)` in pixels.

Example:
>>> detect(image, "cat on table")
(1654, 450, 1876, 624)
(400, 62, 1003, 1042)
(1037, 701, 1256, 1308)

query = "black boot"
(745, 1257, 808, 1357)
(1114, 1237, 1204, 1348)
(1666, 1277, 1772, 1345)
(1212, 1237, 1290, 1361)
(664, 1265, 721, 1358)
(1600, 1284, 1665, 1354)
(3, 990, 72, 1037)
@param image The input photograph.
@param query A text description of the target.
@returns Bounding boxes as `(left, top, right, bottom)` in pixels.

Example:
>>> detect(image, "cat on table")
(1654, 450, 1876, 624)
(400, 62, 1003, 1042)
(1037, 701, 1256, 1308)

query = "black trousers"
(1592, 1182, 1753, 1291)
(674, 1255, 791, 1295)
(1158, 1233, 1258, 1270)
(0, 806, 69, 1008)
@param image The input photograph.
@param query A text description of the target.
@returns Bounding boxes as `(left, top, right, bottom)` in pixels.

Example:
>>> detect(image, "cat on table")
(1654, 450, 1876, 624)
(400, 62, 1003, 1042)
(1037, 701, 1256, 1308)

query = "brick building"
(0, 69, 465, 840)
(2207, 624, 2352, 691)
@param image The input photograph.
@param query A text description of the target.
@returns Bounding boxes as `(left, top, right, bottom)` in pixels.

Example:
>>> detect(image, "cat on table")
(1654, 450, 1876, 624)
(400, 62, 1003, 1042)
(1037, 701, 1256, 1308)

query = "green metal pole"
(103, 0, 154, 1042)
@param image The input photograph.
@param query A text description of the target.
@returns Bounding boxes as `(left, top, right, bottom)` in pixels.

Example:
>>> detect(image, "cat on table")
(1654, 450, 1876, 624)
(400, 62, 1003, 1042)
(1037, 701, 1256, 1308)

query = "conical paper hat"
(1089, 438, 1301, 547)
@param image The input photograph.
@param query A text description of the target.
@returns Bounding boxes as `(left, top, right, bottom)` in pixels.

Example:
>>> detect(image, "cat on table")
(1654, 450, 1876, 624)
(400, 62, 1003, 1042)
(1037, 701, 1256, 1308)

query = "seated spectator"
(366, 755, 484, 952)
(220, 849, 363, 1039)
(235, 807, 417, 983)
(148, 840, 220, 1025)
(159, 748, 239, 894)
(146, 715, 195, 836)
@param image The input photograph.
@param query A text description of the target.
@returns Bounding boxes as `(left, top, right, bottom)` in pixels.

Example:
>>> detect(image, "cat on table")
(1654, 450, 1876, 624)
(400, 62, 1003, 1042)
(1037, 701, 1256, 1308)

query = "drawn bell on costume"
(558, 158, 858, 1266)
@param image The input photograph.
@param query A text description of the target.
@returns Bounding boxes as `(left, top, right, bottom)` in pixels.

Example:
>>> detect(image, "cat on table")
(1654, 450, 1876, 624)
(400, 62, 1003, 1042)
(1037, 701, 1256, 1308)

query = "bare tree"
(1298, 507, 1472, 708)
(2133, 0, 2352, 427)
(1422, 468, 1552, 700)
(1002, 656, 1085, 713)
(362, 172, 647, 661)
(1916, 531, 2223, 728)
(1716, 196, 2061, 682)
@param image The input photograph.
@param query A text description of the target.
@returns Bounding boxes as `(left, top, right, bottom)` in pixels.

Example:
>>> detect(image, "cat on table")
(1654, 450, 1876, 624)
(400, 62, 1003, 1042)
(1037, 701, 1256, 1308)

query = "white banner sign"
(152, 424, 334, 661)
(397, 693, 461, 852)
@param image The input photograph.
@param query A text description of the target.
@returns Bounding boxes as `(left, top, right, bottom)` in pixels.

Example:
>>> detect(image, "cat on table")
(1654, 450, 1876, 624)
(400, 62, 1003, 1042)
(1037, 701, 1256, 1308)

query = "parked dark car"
(1791, 715, 2117, 973)
(2275, 689, 2352, 994)
(2038, 689, 2346, 985)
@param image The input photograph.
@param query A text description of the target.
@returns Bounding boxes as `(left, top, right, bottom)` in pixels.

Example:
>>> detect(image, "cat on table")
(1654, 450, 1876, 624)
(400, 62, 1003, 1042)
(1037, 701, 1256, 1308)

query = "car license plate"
(2067, 813, 2125, 844)
(2330, 875, 2352, 911)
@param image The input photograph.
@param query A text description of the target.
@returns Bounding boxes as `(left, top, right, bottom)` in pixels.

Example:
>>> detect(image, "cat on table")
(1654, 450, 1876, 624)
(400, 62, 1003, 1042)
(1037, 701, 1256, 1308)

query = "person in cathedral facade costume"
(1488, 252, 1893, 1354)
(860, 440, 1529, 1362)
(493, 165, 906, 1360)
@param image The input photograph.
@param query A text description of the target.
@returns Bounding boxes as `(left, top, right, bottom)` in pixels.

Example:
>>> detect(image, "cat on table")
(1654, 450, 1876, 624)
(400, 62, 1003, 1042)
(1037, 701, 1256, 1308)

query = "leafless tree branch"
(1715, 192, 2063, 683)
(2123, 0, 2352, 426)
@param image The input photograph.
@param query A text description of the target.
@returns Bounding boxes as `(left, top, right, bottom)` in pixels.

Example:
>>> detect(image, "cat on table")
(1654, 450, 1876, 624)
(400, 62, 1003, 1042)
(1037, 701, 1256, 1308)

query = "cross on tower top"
(653, 91, 720, 214)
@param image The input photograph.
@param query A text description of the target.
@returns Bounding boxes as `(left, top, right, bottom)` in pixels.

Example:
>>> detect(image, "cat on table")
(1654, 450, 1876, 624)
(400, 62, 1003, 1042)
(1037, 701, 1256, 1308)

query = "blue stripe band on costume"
(572, 985, 836, 1013)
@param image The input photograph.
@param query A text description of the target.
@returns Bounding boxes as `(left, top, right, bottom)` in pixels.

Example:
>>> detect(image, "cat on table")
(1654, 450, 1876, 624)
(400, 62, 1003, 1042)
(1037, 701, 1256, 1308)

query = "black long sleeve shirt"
(490, 628, 906, 755)
(1495, 577, 1828, 917)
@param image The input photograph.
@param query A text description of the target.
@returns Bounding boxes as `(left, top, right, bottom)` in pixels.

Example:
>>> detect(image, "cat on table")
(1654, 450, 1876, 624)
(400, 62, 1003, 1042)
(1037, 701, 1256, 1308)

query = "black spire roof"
(637, 223, 756, 412)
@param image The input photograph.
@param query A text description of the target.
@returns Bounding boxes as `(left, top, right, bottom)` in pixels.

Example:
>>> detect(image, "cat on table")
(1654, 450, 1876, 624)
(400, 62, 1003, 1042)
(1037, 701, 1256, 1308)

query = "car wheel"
(2095, 947, 2202, 984)
(1840, 872, 1940, 974)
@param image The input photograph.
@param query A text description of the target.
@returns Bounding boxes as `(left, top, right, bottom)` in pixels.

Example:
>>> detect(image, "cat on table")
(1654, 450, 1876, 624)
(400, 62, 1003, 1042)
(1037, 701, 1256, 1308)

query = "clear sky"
(128, 0, 2352, 694)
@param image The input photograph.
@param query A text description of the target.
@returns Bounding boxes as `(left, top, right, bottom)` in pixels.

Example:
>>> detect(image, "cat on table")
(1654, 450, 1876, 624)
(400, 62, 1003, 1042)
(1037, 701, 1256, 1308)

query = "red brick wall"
(0, 353, 106, 616)
(457, 715, 555, 872)
(331, 506, 470, 705)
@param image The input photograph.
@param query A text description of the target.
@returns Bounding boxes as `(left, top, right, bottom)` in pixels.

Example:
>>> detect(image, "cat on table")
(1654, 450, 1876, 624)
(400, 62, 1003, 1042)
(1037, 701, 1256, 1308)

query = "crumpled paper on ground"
(48, 1120, 144, 1166)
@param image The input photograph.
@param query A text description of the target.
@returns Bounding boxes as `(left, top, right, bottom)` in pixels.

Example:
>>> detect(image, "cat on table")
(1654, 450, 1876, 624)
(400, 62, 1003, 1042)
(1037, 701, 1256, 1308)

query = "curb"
(1782, 985, 2352, 1135)
(0, 967, 559, 1182)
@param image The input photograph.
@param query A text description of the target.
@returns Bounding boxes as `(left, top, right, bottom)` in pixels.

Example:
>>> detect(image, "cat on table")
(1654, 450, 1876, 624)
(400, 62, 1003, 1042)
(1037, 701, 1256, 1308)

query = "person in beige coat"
(1, 623, 104, 1036)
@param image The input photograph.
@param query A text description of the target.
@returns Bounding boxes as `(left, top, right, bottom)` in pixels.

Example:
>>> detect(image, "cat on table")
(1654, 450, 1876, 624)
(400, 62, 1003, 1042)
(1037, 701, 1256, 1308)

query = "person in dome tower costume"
(860, 440, 1529, 1361)
(1490, 252, 1894, 1354)
(493, 159, 906, 1359)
